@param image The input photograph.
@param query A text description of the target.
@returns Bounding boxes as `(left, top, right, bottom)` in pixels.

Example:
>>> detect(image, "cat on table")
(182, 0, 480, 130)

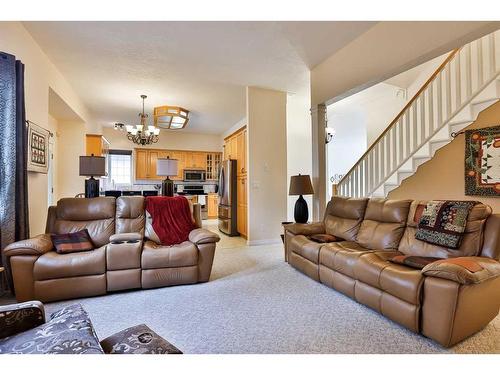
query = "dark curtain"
(0, 52, 29, 290)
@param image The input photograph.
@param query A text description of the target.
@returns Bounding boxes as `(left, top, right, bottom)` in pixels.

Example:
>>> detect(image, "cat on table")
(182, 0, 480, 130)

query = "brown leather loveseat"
(3, 196, 220, 303)
(284, 196, 500, 347)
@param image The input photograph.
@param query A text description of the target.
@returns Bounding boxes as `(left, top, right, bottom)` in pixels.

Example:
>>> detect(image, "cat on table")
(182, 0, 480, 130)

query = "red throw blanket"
(145, 196, 196, 246)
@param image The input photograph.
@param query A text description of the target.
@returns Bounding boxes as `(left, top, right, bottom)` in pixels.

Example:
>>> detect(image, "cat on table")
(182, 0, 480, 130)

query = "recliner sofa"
(3, 196, 220, 303)
(284, 196, 500, 347)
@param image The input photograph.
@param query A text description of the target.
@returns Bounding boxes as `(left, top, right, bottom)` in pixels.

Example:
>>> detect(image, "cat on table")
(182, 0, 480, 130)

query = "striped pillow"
(51, 229, 95, 254)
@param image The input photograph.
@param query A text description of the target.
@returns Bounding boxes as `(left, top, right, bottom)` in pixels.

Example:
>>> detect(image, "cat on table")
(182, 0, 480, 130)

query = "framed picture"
(464, 125, 500, 196)
(27, 121, 50, 174)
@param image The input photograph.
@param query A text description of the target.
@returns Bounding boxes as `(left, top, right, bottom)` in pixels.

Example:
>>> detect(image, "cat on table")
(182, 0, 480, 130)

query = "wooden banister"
(338, 48, 460, 186)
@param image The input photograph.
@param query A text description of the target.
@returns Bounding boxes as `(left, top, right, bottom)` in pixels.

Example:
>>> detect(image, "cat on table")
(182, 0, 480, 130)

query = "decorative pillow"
(390, 254, 441, 269)
(308, 234, 339, 243)
(415, 200, 476, 249)
(51, 229, 95, 254)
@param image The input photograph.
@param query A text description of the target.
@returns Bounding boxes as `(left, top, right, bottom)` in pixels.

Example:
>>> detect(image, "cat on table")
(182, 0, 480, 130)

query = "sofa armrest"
(109, 232, 142, 243)
(3, 234, 53, 257)
(422, 257, 500, 285)
(0, 301, 46, 339)
(189, 228, 220, 245)
(283, 222, 325, 236)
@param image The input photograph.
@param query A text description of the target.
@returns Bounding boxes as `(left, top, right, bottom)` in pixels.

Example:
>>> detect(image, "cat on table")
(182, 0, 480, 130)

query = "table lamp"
(79, 155, 106, 198)
(289, 174, 314, 223)
(157, 157, 178, 196)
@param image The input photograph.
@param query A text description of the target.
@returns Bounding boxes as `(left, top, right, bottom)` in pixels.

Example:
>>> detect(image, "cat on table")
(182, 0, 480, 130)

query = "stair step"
(449, 120, 473, 134)
(430, 139, 451, 156)
(397, 170, 414, 184)
(413, 156, 430, 169)
(384, 183, 399, 196)
(471, 98, 499, 118)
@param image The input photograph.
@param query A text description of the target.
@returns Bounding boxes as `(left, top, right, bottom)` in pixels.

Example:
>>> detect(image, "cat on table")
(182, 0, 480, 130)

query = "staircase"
(337, 30, 500, 198)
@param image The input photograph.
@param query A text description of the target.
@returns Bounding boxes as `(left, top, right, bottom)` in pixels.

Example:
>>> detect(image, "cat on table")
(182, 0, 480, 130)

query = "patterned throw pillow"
(390, 255, 441, 269)
(51, 229, 95, 254)
(308, 234, 339, 243)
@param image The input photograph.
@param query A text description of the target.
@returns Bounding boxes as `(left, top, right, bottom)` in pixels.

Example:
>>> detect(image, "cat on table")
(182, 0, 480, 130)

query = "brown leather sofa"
(284, 196, 500, 347)
(3, 196, 219, 303)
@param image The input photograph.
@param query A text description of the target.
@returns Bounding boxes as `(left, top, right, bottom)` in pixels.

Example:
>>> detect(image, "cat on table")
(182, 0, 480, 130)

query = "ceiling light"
(154, 105, 189, 129)
(114, 95, 160, 146)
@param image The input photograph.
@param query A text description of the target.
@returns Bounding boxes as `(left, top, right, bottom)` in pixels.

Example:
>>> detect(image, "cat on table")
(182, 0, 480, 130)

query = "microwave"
(183, 169, 206, 182)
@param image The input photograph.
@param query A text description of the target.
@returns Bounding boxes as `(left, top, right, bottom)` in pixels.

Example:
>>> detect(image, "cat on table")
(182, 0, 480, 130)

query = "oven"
(183, 169, 206, 182)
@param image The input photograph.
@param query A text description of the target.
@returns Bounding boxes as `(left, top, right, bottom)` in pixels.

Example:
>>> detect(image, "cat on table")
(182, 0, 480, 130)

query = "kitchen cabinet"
(237, 204, 247, 237)
(207, 193, 218, 218)
(135, 149, 161, 180)
(184, 151, 207, 170)
(135, 150, 149, 179)
(86, 134, 109, 157)
(236, 129, 247, 176)
(135, 148, 221, 181)
(224, 126, 247, 237)
(206, 152, 222, 180)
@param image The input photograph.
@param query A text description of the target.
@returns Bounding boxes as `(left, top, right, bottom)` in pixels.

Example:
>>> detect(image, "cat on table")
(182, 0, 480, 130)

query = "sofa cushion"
(290, 235, 322, 264)
(324, 196, 369, 241)
(51, 229, 95, 254)
(115, 196, 146, 235)
(356, 199, 412, 250)
(34, 245, 106, 281)
(319, 241, 374, 278)
(0, 304, 103, 354)
(52, 197, 116, 248)
(354, 251, 424, 305)
(398, 200, 492, 258)
(142, 240, 198, 269)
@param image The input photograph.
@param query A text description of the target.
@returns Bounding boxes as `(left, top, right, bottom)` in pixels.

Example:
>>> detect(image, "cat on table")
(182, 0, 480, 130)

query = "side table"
(0, 266, 6, 297)
(281, 221, 293, 262)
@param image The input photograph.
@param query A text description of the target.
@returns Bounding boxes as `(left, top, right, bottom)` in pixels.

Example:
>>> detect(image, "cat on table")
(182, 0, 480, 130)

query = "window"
(109, 152, 132, 185)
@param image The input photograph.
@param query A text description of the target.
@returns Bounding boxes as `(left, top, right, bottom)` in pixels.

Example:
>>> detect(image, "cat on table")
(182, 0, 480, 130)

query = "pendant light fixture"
(115, 95, 160, 145)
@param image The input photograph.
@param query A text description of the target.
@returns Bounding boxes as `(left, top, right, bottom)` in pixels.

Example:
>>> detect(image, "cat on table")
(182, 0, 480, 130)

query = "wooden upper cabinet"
(135, 149, 149, 179)
(86, 134, 109, 157)
(134, 148, 221, 181)
(236, 129, 246, 176)
(149, 150, 160, 180)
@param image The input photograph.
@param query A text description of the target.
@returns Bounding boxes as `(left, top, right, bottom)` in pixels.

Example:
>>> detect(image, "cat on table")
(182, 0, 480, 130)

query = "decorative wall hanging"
(465, 125, 500, 196)
(27, 120, 50, 174)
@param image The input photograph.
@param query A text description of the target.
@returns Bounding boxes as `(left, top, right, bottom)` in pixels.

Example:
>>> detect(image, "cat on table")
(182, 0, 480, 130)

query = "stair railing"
(337, 30, 499, 198)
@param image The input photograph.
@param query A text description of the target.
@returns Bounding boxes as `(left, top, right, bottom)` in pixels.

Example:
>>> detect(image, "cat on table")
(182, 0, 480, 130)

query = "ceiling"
(23, 21, 376, 134)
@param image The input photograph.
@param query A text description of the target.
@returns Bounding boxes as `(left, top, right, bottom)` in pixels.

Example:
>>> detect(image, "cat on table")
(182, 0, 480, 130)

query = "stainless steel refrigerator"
(217, 159, 238, 236)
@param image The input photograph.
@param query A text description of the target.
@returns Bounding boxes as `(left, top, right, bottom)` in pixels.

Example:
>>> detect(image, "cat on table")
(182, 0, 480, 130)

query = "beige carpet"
(39, 241, 499, 354)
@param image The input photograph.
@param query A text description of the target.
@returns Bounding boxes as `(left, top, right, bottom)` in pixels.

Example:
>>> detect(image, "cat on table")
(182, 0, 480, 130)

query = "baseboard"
(247, 239, 282, 246)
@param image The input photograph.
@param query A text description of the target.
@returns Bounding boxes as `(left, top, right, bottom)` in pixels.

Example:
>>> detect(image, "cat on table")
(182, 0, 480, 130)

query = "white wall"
(247, 87, 287, 245)
(56, 121, 87, 200)
(326, 109, 367, 196)
(0, 22, 95, 235)
(286, 91, 312, 220)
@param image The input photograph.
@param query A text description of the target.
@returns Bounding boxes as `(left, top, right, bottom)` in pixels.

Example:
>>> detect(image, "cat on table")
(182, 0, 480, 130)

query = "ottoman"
(100, 324, 182, 354)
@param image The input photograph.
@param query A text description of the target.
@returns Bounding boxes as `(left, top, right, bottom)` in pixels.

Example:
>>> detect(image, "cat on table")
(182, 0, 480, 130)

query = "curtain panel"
(0, 52, 29, 278)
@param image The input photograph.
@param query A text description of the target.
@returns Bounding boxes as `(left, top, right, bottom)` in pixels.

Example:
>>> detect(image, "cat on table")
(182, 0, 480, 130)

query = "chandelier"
(114, 95, 160, 145)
